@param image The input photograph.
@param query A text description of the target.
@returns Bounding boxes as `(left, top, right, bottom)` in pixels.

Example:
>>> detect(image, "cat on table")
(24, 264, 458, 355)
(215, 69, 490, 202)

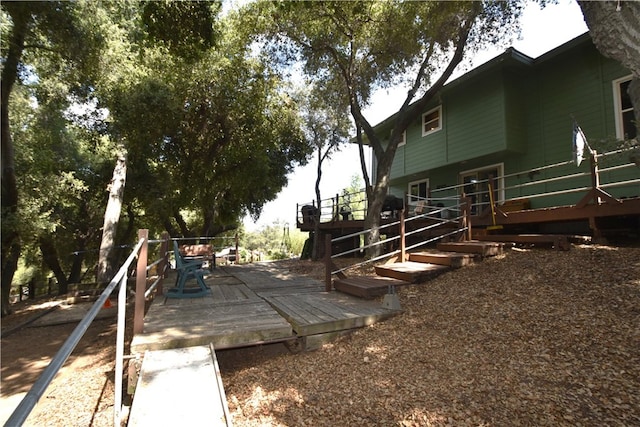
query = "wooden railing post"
(157, 231, 169, 296)
(400, 209, 406, 261)
(324, 234, 332, 292)
(462, 197, 472, 241)
(134, 229, 148, 335)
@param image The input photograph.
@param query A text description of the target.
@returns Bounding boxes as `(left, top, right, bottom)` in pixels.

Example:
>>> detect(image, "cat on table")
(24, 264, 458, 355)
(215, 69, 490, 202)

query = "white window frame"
(612, 75, 635, 140)
(408, 179, 429, 203)
(422, 105, 442, 137)
(398, 130, 406, 146)
(392, 129, 406, 147)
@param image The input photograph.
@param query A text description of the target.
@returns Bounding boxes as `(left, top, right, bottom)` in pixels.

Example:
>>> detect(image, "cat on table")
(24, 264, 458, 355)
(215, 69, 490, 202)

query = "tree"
(96, 148, 127, 285)
(244, 1, 522, 256)
(1, 1, 105, 315)
(578, 1, 640, 135)
(296, 85, 351, 259)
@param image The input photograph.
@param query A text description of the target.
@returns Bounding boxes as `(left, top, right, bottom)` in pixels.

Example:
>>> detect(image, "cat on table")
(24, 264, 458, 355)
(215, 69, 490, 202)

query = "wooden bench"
(179, 244, 216, 269)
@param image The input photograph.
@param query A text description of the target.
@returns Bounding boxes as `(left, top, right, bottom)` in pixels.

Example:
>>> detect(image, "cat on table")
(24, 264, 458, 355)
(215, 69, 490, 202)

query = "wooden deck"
(131, 263, 400, 355)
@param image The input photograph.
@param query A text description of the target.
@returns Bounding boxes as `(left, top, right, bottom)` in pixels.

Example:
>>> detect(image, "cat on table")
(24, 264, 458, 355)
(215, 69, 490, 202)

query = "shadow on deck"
(130, 263, 400, 355)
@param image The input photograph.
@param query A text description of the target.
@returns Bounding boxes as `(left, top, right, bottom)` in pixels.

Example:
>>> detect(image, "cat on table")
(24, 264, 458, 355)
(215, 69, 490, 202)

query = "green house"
(371, 33, 638, 224)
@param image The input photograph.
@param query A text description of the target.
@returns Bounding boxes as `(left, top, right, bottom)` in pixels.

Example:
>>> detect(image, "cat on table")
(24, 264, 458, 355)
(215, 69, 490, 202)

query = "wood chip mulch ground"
(1, 244, 639, 426)
(219, 245, 640, 426)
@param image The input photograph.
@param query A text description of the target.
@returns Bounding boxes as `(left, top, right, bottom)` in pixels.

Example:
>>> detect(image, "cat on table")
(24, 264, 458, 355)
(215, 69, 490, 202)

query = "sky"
(242, 0, 589, 232)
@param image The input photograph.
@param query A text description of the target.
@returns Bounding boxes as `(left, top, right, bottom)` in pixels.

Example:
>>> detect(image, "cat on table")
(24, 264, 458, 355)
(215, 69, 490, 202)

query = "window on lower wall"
(408, 179, 429, 215)
(613, 76, 637, 140)
(459, 164, 504, 215)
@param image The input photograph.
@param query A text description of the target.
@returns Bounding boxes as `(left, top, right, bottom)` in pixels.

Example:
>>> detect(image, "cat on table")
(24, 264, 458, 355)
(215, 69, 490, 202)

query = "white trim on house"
(422, 105, 442, 137)
(612, 74, 635, 140)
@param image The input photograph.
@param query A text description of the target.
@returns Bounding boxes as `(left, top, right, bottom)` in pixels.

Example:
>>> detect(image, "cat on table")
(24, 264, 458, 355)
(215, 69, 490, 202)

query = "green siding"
(446, 73, 507, 163)
(382, 36, 637, 209)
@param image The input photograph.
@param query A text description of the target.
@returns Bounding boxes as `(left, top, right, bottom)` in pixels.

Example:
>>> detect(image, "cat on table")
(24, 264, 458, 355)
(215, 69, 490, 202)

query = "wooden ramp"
(128, 344, 232, 426)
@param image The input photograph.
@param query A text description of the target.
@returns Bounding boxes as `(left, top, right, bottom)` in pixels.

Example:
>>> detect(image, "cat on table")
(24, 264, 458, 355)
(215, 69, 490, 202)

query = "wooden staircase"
(333, 240, 509, 299)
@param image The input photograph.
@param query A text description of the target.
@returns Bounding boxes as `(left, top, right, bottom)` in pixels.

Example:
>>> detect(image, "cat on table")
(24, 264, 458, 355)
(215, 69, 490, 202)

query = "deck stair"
(334, 240, 509, 299)
(436, 240, 509, 257)
(408, 250, 477, 268)
(374, 261, 450, 283)
(476, 234, 573, 250)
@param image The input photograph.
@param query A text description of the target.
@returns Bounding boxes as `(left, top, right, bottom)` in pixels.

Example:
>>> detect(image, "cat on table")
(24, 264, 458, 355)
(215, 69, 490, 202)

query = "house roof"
(367, 31, 592, 132)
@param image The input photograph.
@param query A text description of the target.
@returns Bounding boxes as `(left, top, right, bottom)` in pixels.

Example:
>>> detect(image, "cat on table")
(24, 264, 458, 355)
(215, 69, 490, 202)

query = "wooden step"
(333, 276, 410, 299)
(409, 250, 477, 268)
(476, 234, 571, 250)
(436, 240, 508, 257)
(375, 261, 449, 283)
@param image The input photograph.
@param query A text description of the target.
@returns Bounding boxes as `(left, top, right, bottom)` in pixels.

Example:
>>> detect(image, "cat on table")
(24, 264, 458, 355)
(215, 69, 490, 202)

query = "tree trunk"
(1, 5, 30, 316)
(578, 1, 640, 127)
(39, 236, 69, 294)
(67, 241, 85, 286)
(96, 148, 127, 285)
(174, 210, 191, 237)
(312, 149, 323, 261)
(1, 243, 20, 316)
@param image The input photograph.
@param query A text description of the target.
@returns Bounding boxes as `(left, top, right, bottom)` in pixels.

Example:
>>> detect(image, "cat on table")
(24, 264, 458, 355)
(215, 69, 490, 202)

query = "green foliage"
(241, 220, 307, 259)
(1, 0, 315, 296)
(141, 0, 221, 61)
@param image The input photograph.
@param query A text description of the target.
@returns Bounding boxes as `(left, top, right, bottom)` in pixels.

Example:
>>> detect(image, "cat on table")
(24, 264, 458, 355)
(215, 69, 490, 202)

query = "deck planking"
(264, 292, 398, 336)
(132, 263, 401, 354)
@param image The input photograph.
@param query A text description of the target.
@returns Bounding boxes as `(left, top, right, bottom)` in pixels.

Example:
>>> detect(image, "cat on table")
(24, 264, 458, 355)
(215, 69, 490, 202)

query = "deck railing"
(324, 197, 471, 289)
(299, 147, 639, 227)
(5, 230, 170, 427)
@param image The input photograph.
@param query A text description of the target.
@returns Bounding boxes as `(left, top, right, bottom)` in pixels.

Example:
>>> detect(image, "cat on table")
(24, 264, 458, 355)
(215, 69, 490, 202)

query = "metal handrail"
(5, 238, 145, 427)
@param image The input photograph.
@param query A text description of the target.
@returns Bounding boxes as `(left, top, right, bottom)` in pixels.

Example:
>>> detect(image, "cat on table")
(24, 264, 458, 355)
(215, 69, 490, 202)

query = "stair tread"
(411, 250, 475, 258)
(377, 261, 449, 272)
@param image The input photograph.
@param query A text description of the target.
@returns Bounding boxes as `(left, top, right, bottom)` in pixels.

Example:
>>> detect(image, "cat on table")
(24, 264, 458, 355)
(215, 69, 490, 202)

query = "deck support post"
(399, 209, 406, 261)
(461, 196, 472, 241)
(134, 229, 148, 335)
(324, 234, 332, 292)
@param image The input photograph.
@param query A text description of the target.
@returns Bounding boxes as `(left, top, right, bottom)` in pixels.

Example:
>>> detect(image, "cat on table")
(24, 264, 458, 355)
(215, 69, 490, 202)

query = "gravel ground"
(2, 244, 639, 426)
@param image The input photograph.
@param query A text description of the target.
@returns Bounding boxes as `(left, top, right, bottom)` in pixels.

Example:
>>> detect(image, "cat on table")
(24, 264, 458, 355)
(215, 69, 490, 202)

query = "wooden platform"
(128, 344, 231, 426)
(131, 264, 401, 354)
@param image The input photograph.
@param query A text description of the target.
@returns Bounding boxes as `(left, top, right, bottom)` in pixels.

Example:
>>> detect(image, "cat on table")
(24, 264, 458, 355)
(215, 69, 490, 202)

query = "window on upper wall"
(398, 130, 406, 146)
(613, 76, 637, 140)
(422, 106, 442, 136)
(389, 129, 406, 146)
